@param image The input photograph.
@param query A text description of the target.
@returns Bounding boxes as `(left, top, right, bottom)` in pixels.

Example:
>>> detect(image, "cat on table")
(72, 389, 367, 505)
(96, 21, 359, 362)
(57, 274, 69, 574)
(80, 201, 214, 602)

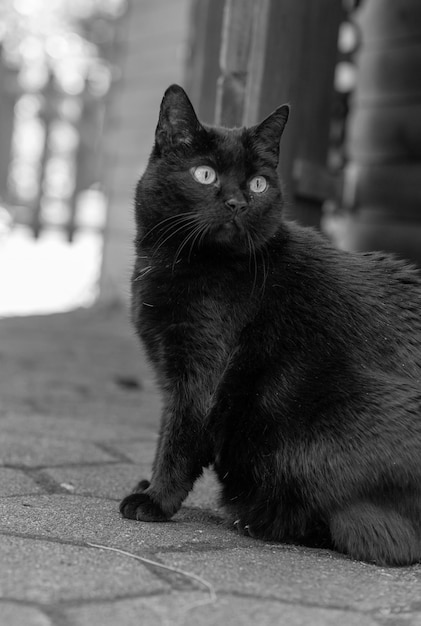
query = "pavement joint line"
(0, 528, 367, 611)
(211, 588, 373, 614)
(0, 526, 226, 564)
(0, 529, 233, 572)
(0, 591, 392, 615)
(93, 441, 140, 463)
(4, 522, 417, 612)
(0, 492, 47, 499)
(22, 468, 72, 495)
(155, 543, 232, 554)
(0, 529, 189, 595)
(86, 542, 217, 602)
(0, 460, 134, 469)
(0, 529, 109, 549)
(0, 599, 72, 626)
(46, 590, 176, 607)
(5, 601, 74, 626)
(0, 492, 122, 502)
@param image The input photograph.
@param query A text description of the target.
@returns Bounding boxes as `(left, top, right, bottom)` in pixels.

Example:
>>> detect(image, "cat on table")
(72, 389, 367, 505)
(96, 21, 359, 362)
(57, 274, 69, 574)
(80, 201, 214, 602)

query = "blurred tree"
(0, 0, 127, 238)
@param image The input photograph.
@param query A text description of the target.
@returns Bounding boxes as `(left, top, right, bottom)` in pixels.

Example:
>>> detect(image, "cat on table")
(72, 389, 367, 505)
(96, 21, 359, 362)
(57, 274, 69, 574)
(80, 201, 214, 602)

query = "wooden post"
(215, 0, 254, 126)
(184, 0, 225, 124)
(247, 0, 342, 226)
(214, 0, 342, 226)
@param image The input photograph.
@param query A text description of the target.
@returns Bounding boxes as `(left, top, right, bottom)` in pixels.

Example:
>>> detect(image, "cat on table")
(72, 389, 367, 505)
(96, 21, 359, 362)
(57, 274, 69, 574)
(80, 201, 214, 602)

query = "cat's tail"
(329, 502, 421, 566)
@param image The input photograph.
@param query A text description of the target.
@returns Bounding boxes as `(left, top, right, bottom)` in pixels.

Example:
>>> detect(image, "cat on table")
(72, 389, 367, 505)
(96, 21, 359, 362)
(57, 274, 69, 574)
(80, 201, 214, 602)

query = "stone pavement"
(1, 304, 421, 626)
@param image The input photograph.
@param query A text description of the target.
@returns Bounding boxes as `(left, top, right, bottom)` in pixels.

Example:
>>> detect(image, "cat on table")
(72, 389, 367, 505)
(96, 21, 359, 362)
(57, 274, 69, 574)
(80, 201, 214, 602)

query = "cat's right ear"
(252, 104, 290, 163)
(155, 84, 202, 154)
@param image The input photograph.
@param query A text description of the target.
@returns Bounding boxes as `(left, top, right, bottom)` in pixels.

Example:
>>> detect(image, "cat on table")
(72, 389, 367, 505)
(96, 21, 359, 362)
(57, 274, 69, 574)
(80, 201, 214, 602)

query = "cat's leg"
(120, 404, 212, 521)
(329, 501, 421, 566)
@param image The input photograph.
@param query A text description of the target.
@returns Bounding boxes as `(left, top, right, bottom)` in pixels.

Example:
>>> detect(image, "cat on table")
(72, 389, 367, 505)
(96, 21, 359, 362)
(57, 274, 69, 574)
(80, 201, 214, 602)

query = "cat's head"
(136, 84, 289, 256)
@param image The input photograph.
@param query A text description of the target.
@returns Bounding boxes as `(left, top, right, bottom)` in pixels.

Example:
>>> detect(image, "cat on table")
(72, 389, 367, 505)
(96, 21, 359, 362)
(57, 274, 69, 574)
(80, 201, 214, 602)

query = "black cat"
(120, 84, 421, 566)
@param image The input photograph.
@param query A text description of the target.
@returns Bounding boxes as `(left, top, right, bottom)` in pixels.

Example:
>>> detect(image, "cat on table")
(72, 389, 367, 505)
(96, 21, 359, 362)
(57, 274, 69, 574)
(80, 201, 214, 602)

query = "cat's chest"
(137, 256, 243, 313)
(133, 258, 251, 355)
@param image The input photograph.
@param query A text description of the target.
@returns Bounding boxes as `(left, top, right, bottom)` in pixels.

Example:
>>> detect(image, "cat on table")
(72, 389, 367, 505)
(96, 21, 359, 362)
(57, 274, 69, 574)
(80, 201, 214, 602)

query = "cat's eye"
(249, 176, 268, 193)
(191, 165, 217, 185)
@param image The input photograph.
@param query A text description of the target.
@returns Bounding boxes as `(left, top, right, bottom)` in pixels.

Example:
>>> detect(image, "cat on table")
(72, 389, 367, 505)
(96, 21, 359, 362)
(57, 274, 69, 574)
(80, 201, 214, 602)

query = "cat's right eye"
(249, 175, 268, 193)
(191, 165, 217, 185)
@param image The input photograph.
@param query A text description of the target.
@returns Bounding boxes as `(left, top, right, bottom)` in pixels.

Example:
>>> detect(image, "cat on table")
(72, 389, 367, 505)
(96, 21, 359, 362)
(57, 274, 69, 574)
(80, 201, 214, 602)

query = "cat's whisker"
(187, 222, 209, 263)
(172, 228, 198, 269)
(172, 221, 206, 270)
(141, 212, 197, 243)
(259, 246, 270, 296)
(143, 215, 199, 254)
(151, 216, 199, 249)
(246, 231, 258, 299)
(197, 223, 212, 249)
(151, 218, 199, 256)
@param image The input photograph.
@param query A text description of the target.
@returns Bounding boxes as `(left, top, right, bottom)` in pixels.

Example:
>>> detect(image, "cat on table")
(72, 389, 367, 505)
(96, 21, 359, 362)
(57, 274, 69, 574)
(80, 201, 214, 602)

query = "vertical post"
(215, 0, 255, 126)
(184, 0, 225, 124)
(245, 0, 343, 226)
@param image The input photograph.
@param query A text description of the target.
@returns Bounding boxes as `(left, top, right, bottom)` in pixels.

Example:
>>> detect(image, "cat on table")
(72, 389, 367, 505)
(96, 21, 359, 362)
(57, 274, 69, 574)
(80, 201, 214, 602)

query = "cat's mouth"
(212, 218, 246, 245)
(223, 219, 242, 232)
(223, 217, 245, 233)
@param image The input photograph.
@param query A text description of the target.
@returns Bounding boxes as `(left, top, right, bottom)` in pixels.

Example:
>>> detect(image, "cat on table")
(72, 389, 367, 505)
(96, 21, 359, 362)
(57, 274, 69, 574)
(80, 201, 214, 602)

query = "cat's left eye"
(191, 165, 217, 185)
(249, 176, 268, 193)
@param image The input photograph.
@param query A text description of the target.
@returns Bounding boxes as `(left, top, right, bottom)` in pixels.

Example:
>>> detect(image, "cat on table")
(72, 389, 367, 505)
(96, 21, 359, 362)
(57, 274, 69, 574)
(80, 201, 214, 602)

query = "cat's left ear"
(252, 104, 290, 162)
(155, 84, 203, 153)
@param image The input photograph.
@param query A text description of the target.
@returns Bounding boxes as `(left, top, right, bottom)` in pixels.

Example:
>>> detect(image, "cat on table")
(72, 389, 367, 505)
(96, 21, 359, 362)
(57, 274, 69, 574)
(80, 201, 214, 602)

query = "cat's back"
(270, 222, 421, 377)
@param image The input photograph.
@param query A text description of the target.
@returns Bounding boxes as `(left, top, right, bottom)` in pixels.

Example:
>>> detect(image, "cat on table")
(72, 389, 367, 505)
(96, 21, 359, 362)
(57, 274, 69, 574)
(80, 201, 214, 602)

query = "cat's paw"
(233, 518, 257, 538)
(119, 492, 168, 522)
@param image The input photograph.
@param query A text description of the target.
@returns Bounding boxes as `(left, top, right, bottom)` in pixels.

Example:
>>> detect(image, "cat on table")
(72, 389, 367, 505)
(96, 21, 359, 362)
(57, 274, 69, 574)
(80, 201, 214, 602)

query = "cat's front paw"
(119, 492, 168, 522)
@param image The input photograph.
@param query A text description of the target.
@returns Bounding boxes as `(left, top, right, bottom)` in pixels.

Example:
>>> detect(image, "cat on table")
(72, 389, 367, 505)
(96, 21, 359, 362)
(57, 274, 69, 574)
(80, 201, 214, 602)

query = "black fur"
(120, 84, 421, 566)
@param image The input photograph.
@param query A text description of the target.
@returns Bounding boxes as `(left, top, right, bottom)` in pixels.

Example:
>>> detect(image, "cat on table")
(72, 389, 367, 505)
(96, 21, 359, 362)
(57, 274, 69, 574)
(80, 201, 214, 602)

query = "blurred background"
(0, 0, 420, 318)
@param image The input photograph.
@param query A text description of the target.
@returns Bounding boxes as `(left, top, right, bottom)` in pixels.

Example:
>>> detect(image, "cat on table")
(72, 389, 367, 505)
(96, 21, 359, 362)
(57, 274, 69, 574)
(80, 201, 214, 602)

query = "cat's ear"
(252, 104, 290, 162)
(155, 84, 202, 153)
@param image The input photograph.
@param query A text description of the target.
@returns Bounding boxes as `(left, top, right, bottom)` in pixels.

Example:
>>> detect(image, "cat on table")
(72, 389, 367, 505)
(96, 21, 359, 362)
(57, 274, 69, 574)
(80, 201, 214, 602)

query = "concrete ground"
(1, 303, 421, 626)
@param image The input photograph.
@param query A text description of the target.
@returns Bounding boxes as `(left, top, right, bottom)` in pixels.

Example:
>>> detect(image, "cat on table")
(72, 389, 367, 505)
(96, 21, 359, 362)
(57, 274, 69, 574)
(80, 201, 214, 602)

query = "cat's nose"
(225, 198, 247, 213)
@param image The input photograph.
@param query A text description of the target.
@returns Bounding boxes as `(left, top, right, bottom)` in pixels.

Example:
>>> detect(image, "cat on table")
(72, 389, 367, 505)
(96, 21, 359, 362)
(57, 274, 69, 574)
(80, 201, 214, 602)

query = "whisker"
(198, 223, 211, 248)
(151, 216, 199, 249)
(246, 231, 258, 299)
(259, 245, 269, 296)
(172, 222, 205, 270)
(134, 266, 152, 281)
(187, 222, 209, 263)
(152, 219, 199, 256)
(141, 212, 197, 242)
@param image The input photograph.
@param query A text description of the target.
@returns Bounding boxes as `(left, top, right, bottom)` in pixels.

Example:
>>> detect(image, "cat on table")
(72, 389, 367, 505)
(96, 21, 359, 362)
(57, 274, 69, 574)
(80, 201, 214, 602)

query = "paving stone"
(0, 495, 234, 552)
(0, 432, 117, 467)
(62, 593, 378, 626)
(0, 413, 159, 442)
(1, 496, 421, 614)
(156, 547, 421, 612)
(63, 597, 162, 626)
(0, 535, 168, 603)
(0, 468, 43, 497)
(182, 595, 378, 626)
(107, 439, 160, 465)
(3, 309, 421, 625)
(374, 607, 421, 624)
(42, 463, 150, 499)
(0, 602, 52, 626)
